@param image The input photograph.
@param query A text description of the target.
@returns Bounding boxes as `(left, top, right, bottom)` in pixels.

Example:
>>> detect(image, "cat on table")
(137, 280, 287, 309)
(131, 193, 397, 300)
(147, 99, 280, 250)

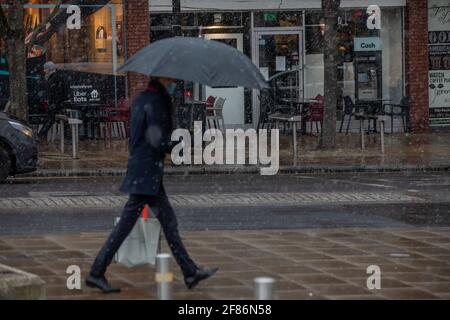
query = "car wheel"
(0, 146, 11, 182)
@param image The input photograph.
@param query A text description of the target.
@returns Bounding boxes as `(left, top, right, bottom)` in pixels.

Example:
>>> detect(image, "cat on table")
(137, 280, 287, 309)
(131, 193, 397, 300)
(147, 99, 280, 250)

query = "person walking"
(86, 77, 218, 293)
(37, 61, 67, 141)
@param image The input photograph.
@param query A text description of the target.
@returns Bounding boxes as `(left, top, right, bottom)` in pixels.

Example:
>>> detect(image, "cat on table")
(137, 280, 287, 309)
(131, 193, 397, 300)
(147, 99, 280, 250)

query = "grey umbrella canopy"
(117, 37, 269, 90)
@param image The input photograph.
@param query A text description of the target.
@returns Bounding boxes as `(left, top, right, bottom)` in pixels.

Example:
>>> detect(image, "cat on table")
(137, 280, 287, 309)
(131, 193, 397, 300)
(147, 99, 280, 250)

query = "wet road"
(0, 172, 449, 234)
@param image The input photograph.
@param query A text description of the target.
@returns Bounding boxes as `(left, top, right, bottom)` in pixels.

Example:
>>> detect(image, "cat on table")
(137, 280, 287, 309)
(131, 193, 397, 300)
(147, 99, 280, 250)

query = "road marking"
(0, 192, 424, 210)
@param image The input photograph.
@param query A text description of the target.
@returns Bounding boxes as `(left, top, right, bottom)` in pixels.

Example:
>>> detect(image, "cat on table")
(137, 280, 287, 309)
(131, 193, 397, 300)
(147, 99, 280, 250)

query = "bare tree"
(0, 0, 109, 120)
(319, 0, 340, 150)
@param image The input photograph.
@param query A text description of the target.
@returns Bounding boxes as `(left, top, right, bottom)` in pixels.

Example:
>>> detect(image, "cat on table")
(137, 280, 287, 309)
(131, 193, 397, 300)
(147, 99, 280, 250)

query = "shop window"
(254, 11, 302, 28)
(0, 2, 125, 114)
(197, 12, 243, 27)
(150, 13, 195, 28)
(304, 8, 404, 107)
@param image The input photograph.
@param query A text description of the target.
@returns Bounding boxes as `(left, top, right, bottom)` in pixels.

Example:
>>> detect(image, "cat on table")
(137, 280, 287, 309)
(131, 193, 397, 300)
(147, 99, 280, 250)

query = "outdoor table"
(356, 99, 391, 133)
(69, 103, 107, 139)
(279, 98, 318, 134)
(268, 113, 302, 165)
(55, 114, 83, 159)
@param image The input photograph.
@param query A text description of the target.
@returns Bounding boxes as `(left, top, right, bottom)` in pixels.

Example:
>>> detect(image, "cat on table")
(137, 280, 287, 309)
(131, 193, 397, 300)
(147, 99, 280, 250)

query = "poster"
(260, 67, 269, 81)
(275, 56, 286, 72)
(428, 0, 450, 126)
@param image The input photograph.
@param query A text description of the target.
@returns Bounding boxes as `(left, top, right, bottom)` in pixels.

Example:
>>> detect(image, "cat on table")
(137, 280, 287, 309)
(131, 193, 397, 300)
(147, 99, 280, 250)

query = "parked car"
(0, 112, 38, 182)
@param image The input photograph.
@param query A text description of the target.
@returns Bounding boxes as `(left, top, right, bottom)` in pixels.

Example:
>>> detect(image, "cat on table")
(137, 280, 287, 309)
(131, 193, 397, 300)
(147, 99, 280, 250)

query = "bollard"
(156, 253, 173, 300)
(380, 120, 385, 154)
(254, 277, 275, 300)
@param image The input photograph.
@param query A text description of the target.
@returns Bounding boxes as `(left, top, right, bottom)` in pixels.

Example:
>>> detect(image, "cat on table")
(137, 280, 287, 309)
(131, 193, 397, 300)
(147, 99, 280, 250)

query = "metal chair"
(206, 97, 225, 131)
(382, 97, 410, 133)
(340, 96, 374, 135)
(307, 94, 324, 135)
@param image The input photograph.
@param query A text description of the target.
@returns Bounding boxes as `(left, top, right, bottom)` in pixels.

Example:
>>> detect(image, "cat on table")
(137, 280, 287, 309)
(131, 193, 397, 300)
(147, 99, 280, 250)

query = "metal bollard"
(254, 277, 275, 300)
(156, 253, 173, 300)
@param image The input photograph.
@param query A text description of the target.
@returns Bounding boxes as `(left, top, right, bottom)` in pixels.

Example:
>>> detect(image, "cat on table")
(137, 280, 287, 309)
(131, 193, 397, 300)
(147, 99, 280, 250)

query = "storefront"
(0, 1, 125, 118)
(149, 0, 406, 131)
(0, 0, 433, 134)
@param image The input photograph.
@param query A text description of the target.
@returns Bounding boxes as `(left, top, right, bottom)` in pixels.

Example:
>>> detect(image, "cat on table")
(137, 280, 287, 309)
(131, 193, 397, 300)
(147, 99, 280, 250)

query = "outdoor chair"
(307, 94, 324, 135)
(205, 95, 216, 117)
(340, 96, 374, 135)
(102, 98, 131, 140)
(382, 96, 410, 133)
(206, 97, 226, 131)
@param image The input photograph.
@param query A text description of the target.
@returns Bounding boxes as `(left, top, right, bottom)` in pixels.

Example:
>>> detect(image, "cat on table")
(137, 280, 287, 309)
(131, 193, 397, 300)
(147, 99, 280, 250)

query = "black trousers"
(90, 185, 198, 278)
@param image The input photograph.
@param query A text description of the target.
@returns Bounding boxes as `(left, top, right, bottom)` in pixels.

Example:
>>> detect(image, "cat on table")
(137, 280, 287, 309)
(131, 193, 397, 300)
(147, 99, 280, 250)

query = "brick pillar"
(124, 0, 150, 99)
(405, 0, 430, 133)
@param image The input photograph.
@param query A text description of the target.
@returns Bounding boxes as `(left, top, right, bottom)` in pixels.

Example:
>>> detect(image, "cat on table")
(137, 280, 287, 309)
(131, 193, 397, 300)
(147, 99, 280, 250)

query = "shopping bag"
(114, 205, 161, 267)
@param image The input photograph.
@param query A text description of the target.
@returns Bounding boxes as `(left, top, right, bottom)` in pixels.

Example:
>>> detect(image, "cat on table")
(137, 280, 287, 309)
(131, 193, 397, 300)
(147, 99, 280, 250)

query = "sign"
(70, 84, 101, 104)
(263, 12, 277, 22)
(354, 37, 382, 52)
(429, 0, 450, 126)
(275, 56, 286, 72)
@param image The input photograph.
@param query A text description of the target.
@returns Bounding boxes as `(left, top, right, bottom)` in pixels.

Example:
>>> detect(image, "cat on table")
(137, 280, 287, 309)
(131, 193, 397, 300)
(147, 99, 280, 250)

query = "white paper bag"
(114, 217, 161, 267)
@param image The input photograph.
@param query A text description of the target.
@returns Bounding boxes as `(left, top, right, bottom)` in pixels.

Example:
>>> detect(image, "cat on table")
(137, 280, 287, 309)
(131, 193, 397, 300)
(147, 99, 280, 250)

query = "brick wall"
(124, 0, 150, 99)
(405, 0, 430, 133)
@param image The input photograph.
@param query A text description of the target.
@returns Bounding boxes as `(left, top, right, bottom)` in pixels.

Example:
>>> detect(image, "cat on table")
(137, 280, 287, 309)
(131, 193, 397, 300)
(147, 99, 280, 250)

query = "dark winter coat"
(119, 79, 175, 196)
(46, 71, 67, 110)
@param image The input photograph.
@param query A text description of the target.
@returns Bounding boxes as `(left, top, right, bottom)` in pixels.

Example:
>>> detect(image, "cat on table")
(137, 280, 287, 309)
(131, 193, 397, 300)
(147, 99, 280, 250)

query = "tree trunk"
(6, 3, 28, 121)
(172, 0, 183, 129)
(319, 0, 340, 150)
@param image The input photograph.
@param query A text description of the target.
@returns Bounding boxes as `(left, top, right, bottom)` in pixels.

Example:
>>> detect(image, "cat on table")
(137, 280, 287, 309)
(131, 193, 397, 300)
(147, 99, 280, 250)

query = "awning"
(149, 0, 406, 12)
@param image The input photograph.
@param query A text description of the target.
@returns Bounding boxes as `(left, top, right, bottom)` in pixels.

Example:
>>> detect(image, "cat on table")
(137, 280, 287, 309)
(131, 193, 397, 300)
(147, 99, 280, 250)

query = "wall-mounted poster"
(429, 0, 450, 126)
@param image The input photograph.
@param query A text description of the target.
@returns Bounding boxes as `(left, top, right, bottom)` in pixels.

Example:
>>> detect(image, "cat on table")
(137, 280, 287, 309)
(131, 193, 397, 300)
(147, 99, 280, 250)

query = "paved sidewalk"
(16, 133, 450, 178)
(1, 227, 449, 300)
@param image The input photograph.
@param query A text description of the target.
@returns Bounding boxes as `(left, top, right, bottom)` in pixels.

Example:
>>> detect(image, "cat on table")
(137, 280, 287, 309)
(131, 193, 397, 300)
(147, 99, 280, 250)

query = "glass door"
(204, 33, 245, 126)
(253, 31, 303, 122)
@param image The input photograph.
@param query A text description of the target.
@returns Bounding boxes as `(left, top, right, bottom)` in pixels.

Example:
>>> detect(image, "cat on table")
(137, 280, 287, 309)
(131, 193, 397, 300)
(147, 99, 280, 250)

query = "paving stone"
(390, 272, 447, 283)
(304, 284, 372, 296)
(378, 288, 440, 300)
(327, 294, 384, 300)
(304, 260, 358, 269)
(411, 282, 450, 293)
(347, 277, 412, 289)
(289, 274, 347, 285)
(286, 252, 334, 261)
(262, 265, 320, 274)
(397, 259, 449, 268)
(0, 228, 448, 299)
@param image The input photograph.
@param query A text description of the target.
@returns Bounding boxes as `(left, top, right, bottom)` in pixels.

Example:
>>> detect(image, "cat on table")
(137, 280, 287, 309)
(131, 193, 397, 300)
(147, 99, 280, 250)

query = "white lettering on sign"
(367, 5, 381, 30)
(354, 37, 382, 52)
(67, 5, 81, 30)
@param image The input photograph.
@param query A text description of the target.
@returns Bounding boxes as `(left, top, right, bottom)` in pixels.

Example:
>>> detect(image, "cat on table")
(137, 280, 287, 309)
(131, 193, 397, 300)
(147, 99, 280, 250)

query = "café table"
(68, 103, 108, 139)
(268, 113, 303, 165)
(356, 99, 391, 133)
(279, 98, 318, 134)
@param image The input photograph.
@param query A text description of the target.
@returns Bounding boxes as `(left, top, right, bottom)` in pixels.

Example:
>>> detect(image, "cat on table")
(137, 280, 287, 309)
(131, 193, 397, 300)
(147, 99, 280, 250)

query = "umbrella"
(117, 37, 269, 90)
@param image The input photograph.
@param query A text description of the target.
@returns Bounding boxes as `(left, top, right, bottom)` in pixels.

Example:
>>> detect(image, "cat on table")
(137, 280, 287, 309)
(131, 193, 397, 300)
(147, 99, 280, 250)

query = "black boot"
(85, 274, 121, 293)
(184, 267, 218, 290)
